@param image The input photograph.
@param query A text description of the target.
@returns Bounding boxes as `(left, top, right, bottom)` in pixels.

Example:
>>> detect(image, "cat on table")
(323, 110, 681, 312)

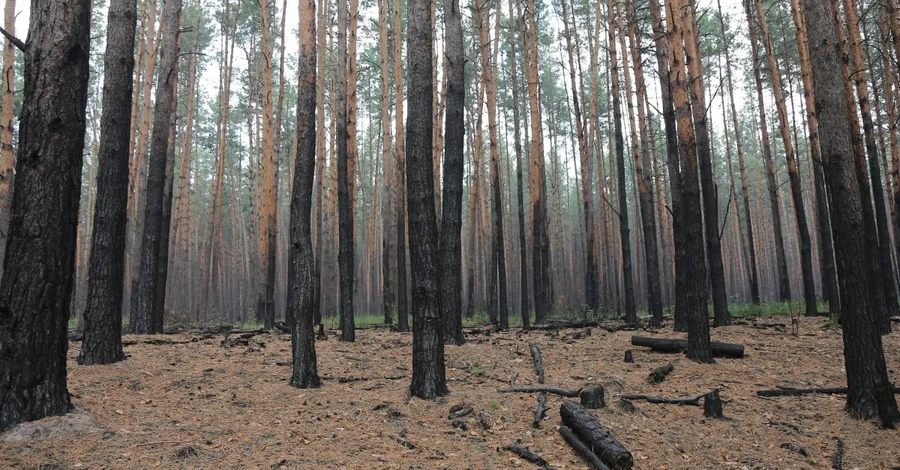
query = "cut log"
(498, 386, 582, 397)
(558, 426, 611, 470)
(560, 401, 633, 469)
(623, 350, 633, 363)
(529, 343, 545, 383)
(533, 392, 547, 428)
(580, 387, 606, 409)
(757, 386, 900, 397)
(504, 444, 558, 470)
(631, 336, 744, 358)
(648, 364, 674, 383)
(617, 393, 704, 406)
(703, 390, 723, 418)
(273, 322, 290, 333)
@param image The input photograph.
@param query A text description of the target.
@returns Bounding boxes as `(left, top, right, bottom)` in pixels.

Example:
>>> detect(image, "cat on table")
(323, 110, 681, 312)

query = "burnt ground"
(1, 315, 899, 469)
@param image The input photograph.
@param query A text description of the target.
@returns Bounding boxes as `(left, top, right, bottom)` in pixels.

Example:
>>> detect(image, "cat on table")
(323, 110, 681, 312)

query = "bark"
(0, 0, 90, 430)
(558, 426, 609, 470)
(440, 0, 465, 344)
(336, 0, 354, 341)
(841, 0, 898, 325)
(789, 0, 840, 314)
(289, 0, 320, 389)
(406, 0, 447, 399)
(508, 0, 529, 329)
(745, 0, 791, 303)
(667, 0, 713, 363)
(684, 0, 728, 325)
(754, 0, 816, 317)
(524, 0, 550, 323)
(607, 0, 636, 324)
(78, 0, 137, 365)
(393, 0, 409, 333)
(883, 4, 900, 290)
(624, 0, 663, 327)
(378, 0, 395, 326)
(257, 0, 277, 330)
(559, 401, 633, 470)
(131, 0, 181, 334)
(803, 0, 899, 427)
(0, 0, 15, 275)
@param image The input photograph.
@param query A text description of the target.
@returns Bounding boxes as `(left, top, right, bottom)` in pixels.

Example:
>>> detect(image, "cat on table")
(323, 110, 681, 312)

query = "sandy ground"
(1, 315, 899, 469)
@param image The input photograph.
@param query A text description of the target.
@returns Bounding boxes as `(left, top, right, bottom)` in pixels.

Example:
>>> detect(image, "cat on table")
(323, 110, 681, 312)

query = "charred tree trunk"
(0, 0, 90, 430)
(509, 0, 530, 329)
(803, 0, 899, 428)
(440, 0, 465, 344)
(336, 0, 355, 341)
(0, 0, 16, 276)
(131, 0, 181, 334)
(78, 0, 137, 365)
(406, 0, 447, 399)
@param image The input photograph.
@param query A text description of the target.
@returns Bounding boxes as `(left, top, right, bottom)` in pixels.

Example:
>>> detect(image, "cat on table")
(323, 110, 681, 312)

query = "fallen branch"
(498, 386, 582, 398)
(560, 401, 633, 469)
(558, 426, 611, 470)
(529, 343, 545, 384)
(504, 444, 558, 470)
(647, 364, 674, 383)
(756, 386, 900, 397)
(533, 392, 547, 428)
(631, 336, 744, 358)
(617, 393, 706, 406)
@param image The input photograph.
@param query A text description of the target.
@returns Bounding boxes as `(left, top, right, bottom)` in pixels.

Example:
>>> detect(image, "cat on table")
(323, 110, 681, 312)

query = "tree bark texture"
(336, 0, 354, 342)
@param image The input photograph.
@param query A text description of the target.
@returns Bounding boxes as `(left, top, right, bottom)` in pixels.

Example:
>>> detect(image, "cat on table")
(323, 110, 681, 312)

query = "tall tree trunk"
(625, 0, 663, 327)
(393, 0, 409, 332)
(0, 0, 15, 275)
(336, 0, 354, 341)
(440, 0, 465, 344)
(289, 0, 320, 388)
(607, 0, 636, 324)
(746, 0, 791, 303)
(841, 0, 898, 326)
(406, 0, 447, 400)
(77, 0, 138, 365)
(666, 0, 713, 363)
(523, 0, 550, 323)
(717, 0, 761, 305)
(378, 0, 395, 326)
(131, 0, 181, 334)
(683, 0, 729, 325)
(802, 0, 899, 428)
(258, 0, 277, 330)
(790, 0, 840, 314)
(313, 0, 328, 328)
(508, 0, 529, 329)
(882, 2, 900, 288)
(0, 0, 90, 430)
(754, 0, 816, 317)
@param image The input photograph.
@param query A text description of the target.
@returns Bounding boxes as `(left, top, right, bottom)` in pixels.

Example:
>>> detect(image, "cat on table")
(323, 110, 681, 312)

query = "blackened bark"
(0, 0, 90, 430)
(440, 0, 464, 345)
(337, 0, 354, 342)
(130, 0, 181, 334)
(78, 0, 137, 365)
(508, 0, 529, 330)
(397, 181, 409, 332)
(289, 0, 320, 388)
(803, 0, 899, 427)
(607, 0, 636, 324)
(746, 0, 791, 303)
(649, 0, 681, 330)
(406, 0, 447, 399)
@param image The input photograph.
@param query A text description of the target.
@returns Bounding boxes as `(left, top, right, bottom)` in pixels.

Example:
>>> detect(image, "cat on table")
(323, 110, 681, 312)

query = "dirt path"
(2, 316, 898, 469)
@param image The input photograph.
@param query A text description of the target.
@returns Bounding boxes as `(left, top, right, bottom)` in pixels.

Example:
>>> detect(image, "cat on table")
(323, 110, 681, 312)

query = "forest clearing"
(2, 315, 898, 469)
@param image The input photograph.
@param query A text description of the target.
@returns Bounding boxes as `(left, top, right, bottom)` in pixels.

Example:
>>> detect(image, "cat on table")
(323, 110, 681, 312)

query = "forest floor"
(2, 315, 899, 469)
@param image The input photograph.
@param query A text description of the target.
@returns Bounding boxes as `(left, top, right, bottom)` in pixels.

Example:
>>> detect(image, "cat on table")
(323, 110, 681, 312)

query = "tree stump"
(624, 350, 634, 363)
(703, 389, 723, 418)
(580, 386, 606, 409)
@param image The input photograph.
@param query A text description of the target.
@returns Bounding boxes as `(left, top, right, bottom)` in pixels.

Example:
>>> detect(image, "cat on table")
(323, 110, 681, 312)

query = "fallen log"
(504, 444, 558, 470)
(533, 392, 547, 428)
(273, 322, 290, 333)
(631, 336, 744, 358)
(617, 393, 704, 406)
(647, 364, 674, 383)
(558, 426, 611, 470)
(530, 320, 600, 330)
(560, 401, 633, 469)
(529, 343, 545, 383)
(757, 386, 900, 397)
(498, 386, 582, 398)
